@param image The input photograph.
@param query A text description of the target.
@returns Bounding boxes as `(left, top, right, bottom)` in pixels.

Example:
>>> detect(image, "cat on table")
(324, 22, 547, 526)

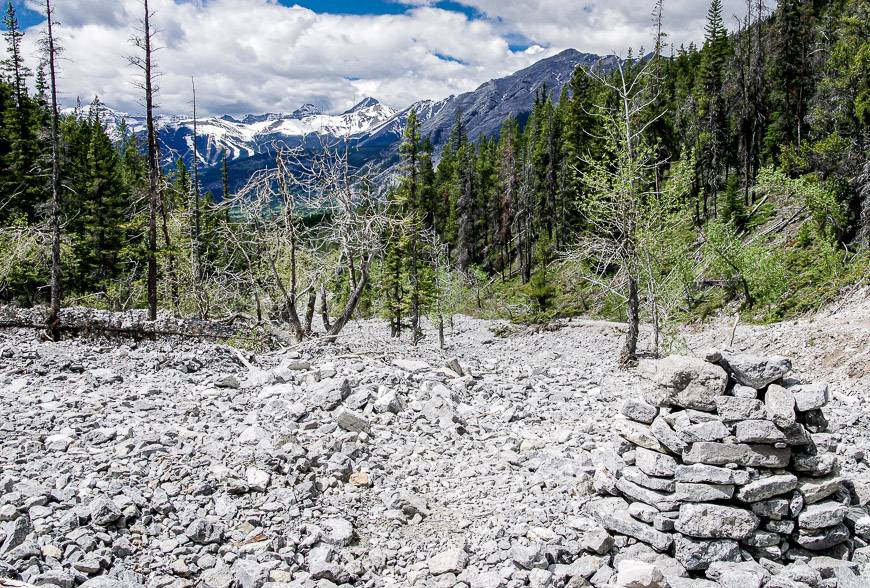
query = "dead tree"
(221, 140, 394, 343)
(43, 0, 62, 341)
(190, 76, 207, 318)
(129, 0, 160, 321)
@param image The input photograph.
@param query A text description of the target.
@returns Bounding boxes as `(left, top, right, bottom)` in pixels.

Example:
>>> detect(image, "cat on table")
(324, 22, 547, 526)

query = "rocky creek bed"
(0, 303, 868, 588)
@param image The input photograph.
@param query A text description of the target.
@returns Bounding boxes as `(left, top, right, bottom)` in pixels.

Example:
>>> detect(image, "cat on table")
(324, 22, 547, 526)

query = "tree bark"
(144, 0, 159, 321)
(620, 276, 640, 366)
(325, 252, 374, 341)
(44, 0, 62, 341)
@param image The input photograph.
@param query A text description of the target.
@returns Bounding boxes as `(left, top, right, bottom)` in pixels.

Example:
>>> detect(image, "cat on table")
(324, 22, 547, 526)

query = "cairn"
(588, 351, 868, 585)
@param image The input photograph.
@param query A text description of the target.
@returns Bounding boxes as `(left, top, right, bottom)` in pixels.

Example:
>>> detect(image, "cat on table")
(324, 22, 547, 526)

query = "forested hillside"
(0, 0, 868, 358)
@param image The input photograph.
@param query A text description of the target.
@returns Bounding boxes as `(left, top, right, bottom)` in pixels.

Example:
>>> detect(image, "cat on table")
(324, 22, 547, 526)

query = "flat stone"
(309, 378, 351, 411)
(764, 385, 796, 429)
(791, 383, 830, 412)
(673, 535, 741, 571)
(723, 354, 791, 388)
(741, 530, 780, 547)
(616, 478, 679, 511)
(674, 464, 749, 485)
(623, 466, 676, 492)
(736, 474, 798, 502)
(683, 442, 791, 468)
(793, 452, 836, 476)
(674, 482, 734, 502)
(622, 399, 658, 424)
(798, 476, 845, 504)
(798, 501, 847, 530)
(678, 420, 729, 443)
(793, 523, 850, 551)
(617, 420, 667, 453)
(735, 420, 786, 444)
(629, 502, 659, 524)
(333, 407, 371, 434)
(651, 416, 688, 455)
(714, 397, 768, 421)
(675, 504, 759, 540)
(751, 499, 789, 519)
(650, 356, 728, 411)
(635, 447, 677, 477)
(320, 517, 354, 546)
(599, 509, 673, 552)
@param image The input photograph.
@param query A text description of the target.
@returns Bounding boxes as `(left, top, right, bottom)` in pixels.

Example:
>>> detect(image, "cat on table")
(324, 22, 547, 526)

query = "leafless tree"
(190, 76, 207, 318)
(42, 0, 62, 340)
(129, 0, 160, 320)
(219, 139, 395, 343)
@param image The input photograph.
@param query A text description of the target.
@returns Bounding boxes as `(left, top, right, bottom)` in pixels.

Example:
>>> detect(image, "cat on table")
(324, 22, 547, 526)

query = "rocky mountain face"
(85, 49, 606, 195)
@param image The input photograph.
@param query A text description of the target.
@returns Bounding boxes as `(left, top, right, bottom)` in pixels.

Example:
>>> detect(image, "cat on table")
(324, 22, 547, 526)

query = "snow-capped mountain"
(70, 97, 398, 168)
(79, 49, 611, 194)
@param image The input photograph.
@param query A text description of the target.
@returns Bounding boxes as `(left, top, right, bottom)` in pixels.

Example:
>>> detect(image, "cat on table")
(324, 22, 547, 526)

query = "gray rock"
(793, 452, 836, 477)
(582, 527, 614, 555)
(598, 509, 673, 552)
(735, 419, 787, 444)
(674, 482, 734, 502)
(736, 474, 798, 502)
(724, 354, 792, 388)
(797, 501, 847, 530)
(617, 420, 668, 453)
(793, 523, 850, 551)
(616, 478, 679, 511)
(764, 384, 797, 429)
(673, 535, 741, 571)
(0, 515, 31, 554)
(675, 504, 759, 540)
(333, 407, 371, 434)
(714, 396, 768, 421)
(791, 383, 830, 412)
(651, 416, 688, 455)
(751, 498, 790, 519)
(621, 399, 658, 424)
(428, 547, 469, 575)
(320, 517, 354, 546)
(89, 496, 122, 526)
(705, 561, 769, 588)
(674, 464, 749, 485)
(635, 447, 677, 477)
(623, 466, 676, 492)
(682, 442, 791, 468)
(373, 390, 404, 414)
(649, 356, 729, 411)
(615, 559, 666, 588)
(185, 518, 222, 545)
(310, 378, 351, 411)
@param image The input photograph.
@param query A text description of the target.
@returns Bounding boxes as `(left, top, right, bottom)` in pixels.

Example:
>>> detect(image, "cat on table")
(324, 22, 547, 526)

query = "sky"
(3, 0, 766, 117)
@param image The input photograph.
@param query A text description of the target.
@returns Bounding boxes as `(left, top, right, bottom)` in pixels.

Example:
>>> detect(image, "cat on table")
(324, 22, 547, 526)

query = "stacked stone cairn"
(588, 351, 868, 587)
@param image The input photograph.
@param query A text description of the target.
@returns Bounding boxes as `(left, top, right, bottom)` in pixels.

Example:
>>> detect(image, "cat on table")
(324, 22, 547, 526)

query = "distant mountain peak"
(292, 103, 322, 118)
(344, 97, 381, 114)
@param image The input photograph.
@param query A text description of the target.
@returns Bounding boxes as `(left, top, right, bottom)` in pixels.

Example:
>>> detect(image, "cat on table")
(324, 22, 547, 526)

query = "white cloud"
(14, 0, 770, 117)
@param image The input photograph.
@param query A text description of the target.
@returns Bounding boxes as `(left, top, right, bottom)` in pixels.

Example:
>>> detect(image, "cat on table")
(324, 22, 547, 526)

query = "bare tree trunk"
(325, 252, 374, 341)
(191, 77, 207, 318)
(304, 289, 316, 335)
(438, 314, 445, 350)
(143, 0, 159, 320)
(320, 283, 332, 332)
(620, 276, 640, 366)
(44, 0, 61, 341)
(159, 190, 180, 315)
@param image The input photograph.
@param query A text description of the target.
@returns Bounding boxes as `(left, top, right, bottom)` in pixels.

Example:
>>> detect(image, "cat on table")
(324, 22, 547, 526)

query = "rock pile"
(589, 351, 869, 586)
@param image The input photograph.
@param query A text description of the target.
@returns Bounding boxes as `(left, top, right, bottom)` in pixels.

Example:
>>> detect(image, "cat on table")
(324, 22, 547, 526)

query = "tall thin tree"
(190, 76, 205, 317)
(43, 0, 62, 341)
(129, 0, 160, 320)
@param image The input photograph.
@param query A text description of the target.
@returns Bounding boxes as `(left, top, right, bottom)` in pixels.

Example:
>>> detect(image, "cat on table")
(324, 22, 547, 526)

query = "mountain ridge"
(78, 48, 611, 194)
